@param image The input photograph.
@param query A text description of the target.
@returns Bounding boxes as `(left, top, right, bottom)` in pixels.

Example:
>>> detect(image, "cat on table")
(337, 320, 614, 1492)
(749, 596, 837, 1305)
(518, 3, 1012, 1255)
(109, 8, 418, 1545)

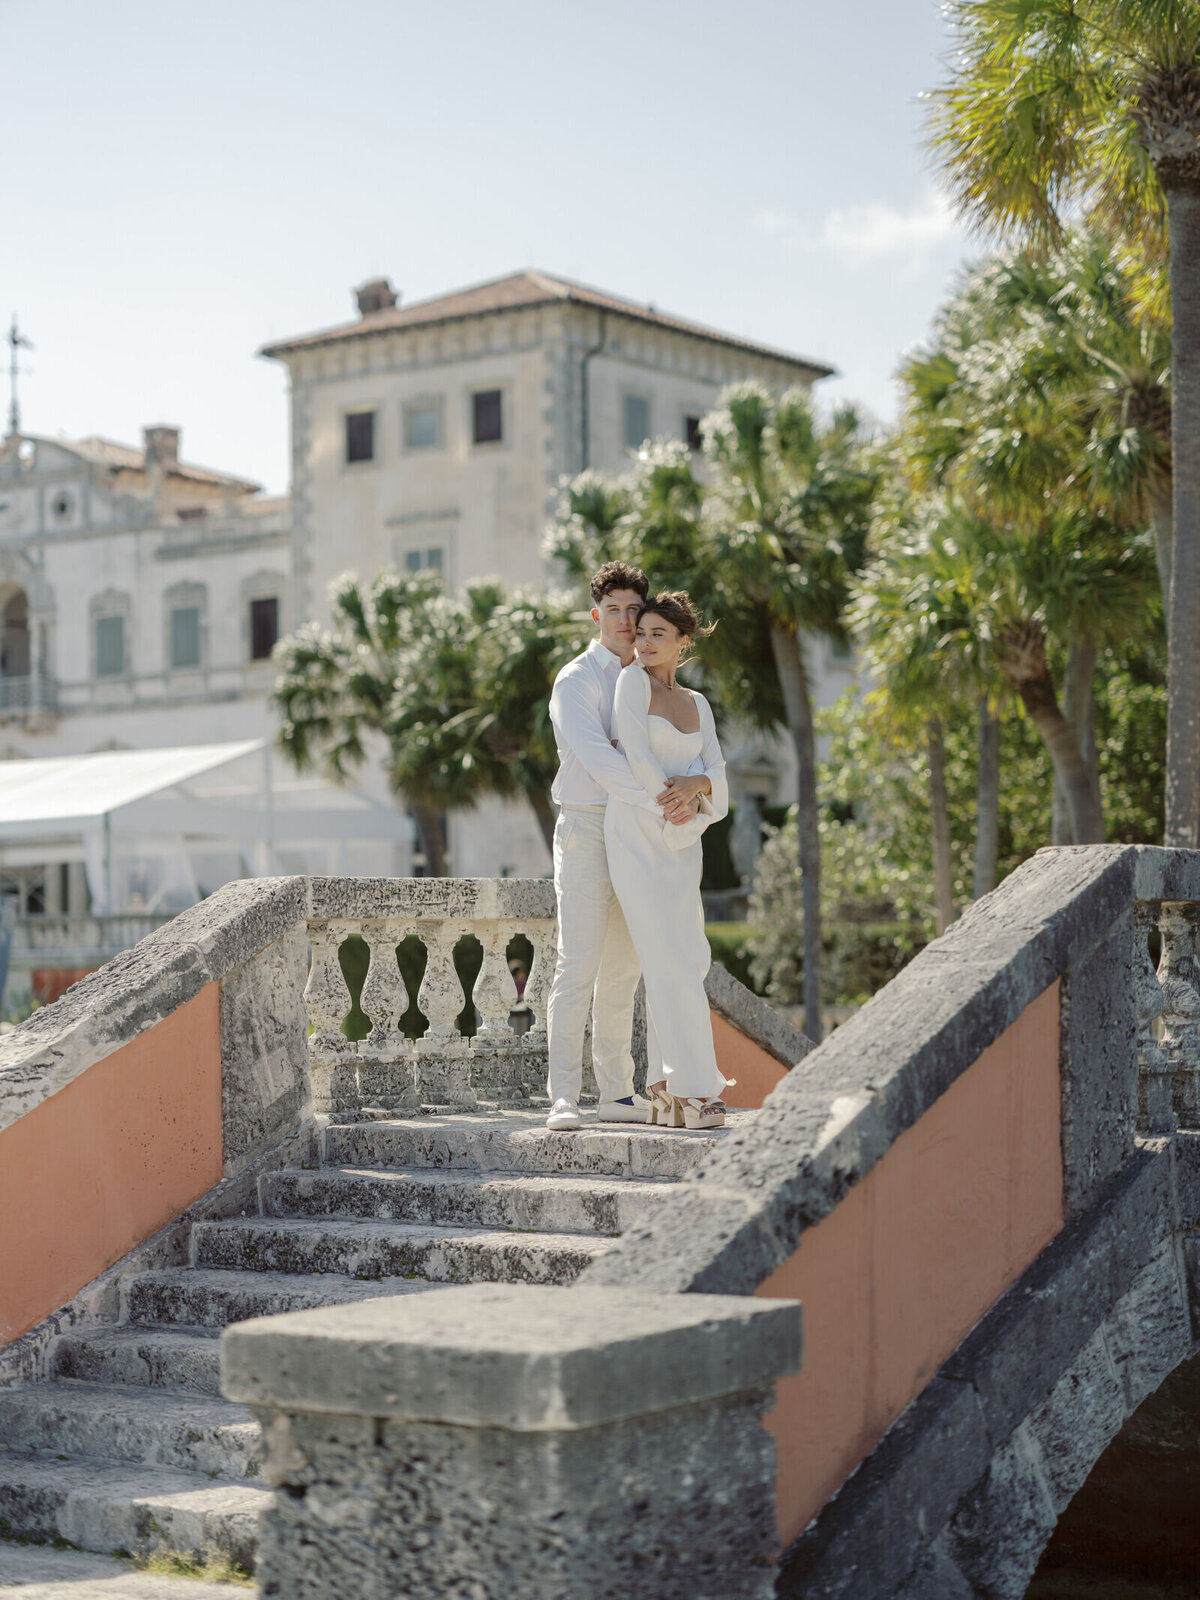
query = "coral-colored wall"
(711, 1011, 790, 1110)
(0, 984, 223, 1345)
(761, 981, 1064, 1547)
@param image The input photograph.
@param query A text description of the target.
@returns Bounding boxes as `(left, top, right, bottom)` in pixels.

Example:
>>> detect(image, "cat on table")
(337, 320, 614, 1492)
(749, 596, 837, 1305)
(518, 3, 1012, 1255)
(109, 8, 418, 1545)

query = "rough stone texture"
(885, 1536, 977, 1600)
(222, 1283, 802, 1430)
(1132, 843, 1200, 903)
(0, 876, 307, 1133)
(193, 1214, 611, 1285)
(253, 1391, 780, 1600)
(50, 1327, 221, 1396)
(219, 923, 310, 1177)
(1059, 908, 1138, 1217)
(123, 1267, 435, 1330)
(0, 1383, 259, 1479)
(260, 1166, 674, 1235)
(306, 874, 555, 922)
(588, 845, 1143, 1297)
(0, 1541, 253, 1597)
(705, 960, 814, 1066)
(948, 1422, 1059, 1600)
(0, 1456, 265, 1573)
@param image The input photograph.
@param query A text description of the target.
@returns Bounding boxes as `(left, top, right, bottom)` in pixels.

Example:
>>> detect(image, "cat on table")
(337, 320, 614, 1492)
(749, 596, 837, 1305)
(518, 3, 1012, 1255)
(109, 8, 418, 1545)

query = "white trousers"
(546, 804, 641, 1106)
(605, 801, 726, 1101)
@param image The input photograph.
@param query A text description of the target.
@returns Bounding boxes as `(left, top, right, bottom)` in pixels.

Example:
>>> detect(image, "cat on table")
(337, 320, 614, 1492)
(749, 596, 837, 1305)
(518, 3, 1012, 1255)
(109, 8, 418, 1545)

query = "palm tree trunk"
(973, 696, 1000, 900)
(927, 717, 955, 935)
(1006, 672, 1103, 844)
(527, 786, 557, 856)
(768, 624, 822, 1043)
(1052, 638, 1101, 845)
(1150, 482, 1173, 622)
(411, 801, 448, 877)
(1165, 188, 1200, 846)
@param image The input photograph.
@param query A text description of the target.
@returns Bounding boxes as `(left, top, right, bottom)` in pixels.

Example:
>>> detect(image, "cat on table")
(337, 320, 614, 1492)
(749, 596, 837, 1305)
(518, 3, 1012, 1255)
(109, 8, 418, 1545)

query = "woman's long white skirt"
(604, 801, 727, 1099)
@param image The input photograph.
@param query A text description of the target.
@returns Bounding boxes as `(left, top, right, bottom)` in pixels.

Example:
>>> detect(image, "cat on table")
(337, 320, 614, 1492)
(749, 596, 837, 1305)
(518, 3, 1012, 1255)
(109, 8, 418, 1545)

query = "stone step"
(262, 1165, 674, 1235)
(0, 1541, 253, 1598)
(191, 1216, 611, 1286)
(323, 1111, 733, 1181)
(50, 1327, 222, 1397)
(0, 1384, 259, 1480)
(0, 1449, 265, 1570)
(124, 1268, 438, 1330)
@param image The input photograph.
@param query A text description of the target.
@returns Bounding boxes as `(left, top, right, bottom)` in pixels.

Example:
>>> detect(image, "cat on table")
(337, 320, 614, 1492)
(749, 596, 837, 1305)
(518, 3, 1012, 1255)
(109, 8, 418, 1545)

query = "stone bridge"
(0, 845, 1197, 1597)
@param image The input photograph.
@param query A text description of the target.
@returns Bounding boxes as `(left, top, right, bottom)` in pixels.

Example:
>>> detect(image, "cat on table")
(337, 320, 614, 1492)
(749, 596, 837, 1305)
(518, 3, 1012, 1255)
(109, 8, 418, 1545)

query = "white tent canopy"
(0, 740, 413, 912)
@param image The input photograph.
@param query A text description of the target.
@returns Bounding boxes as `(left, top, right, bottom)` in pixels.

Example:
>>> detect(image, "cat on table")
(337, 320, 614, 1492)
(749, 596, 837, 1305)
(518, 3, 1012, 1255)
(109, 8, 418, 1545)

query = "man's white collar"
(587, 638, 623, 672)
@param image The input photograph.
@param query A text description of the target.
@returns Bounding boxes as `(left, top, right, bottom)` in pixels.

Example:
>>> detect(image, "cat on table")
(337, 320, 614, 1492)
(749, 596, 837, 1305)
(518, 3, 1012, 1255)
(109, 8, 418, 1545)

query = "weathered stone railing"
(220, 849, 1200, 1600)
(304, 877, 557, 1112)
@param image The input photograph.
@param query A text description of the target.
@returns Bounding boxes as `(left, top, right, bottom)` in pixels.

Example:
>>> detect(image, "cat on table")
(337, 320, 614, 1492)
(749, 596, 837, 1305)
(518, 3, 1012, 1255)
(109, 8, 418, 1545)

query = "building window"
(473, 389, 503, 445)
(405, 400, 442, 449)
(403, 547, 444, 575)
(170, 605, 202, 669)
(685, 415, 703, 452)
(95, 615, 125, 677)
(624, 394, 650, 450)
(250, 596, 279, 660)
(345, 410, 376, 464)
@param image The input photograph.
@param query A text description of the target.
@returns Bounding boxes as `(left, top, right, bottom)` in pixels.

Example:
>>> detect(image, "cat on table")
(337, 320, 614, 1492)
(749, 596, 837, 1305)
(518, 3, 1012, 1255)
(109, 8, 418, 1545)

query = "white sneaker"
(597, 1094, 652, 1124)
(546, 1097, 582, 1131)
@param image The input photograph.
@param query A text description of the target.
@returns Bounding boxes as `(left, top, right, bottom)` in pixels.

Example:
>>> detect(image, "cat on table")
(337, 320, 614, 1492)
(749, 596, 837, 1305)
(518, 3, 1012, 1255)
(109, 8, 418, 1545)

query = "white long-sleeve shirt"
(549, 640, 659, 810)
(611, 661, 728, 851)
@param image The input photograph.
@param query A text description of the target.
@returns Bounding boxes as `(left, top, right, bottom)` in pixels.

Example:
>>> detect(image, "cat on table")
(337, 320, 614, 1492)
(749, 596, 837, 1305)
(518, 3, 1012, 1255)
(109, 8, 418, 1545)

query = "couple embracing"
(544, 561, 732, 1134)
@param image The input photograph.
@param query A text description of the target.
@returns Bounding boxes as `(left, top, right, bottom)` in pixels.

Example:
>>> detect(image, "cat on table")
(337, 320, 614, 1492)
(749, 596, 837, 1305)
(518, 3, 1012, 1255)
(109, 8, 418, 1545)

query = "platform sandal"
(646, 1084, 678, 1126)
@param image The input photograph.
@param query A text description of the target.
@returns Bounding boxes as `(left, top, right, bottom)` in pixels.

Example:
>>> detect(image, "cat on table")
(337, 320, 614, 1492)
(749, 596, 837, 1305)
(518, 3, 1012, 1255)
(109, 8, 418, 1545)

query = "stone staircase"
(0, 1109, 734, 1576)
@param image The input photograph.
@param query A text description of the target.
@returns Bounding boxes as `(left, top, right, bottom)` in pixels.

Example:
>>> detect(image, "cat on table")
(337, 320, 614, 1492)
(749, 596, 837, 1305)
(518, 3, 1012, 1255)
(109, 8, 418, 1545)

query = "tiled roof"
(260, 269, 835, 376)
(70, 435, 259, 491)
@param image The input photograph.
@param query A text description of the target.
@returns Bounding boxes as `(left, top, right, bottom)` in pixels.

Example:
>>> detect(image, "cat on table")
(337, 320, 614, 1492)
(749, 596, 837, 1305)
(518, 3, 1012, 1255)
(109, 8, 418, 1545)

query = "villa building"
(0, 269, 849, 948)
(262, 269, 852, 873)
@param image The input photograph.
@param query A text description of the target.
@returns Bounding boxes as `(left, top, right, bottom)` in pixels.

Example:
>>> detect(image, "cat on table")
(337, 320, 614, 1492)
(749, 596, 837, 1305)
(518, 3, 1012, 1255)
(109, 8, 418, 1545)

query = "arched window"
(0, 587, 31, 679)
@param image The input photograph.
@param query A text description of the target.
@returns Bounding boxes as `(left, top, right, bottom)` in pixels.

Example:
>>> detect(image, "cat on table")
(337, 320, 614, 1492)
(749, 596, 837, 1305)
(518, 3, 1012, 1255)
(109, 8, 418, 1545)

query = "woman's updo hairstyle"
(636, 590, 716, 662)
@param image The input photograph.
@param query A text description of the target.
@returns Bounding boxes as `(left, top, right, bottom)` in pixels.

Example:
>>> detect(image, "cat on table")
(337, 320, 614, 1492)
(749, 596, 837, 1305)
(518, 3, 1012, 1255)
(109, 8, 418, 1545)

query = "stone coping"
(0, 876, 308, 1135)
(221, 1282, 802, 1430)
(705, 961, 813, 1066)
(587, 844, 1195, 1297)
(307, 875, 555, 921)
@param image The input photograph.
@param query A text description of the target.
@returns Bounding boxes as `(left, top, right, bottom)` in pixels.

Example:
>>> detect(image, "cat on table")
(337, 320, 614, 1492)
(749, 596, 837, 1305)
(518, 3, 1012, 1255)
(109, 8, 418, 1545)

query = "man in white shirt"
(544, 561, 698, 1131)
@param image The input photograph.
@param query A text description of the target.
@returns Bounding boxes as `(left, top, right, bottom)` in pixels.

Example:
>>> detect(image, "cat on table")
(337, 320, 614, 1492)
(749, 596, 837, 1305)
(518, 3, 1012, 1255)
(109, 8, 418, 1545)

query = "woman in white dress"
(605, 592, 732, 1130)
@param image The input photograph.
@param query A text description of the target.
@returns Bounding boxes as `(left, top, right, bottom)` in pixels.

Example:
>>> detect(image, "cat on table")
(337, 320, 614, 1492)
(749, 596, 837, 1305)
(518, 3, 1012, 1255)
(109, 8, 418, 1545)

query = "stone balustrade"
(1134, 897, 1200, 1136)
(303, 877, 558, 1114)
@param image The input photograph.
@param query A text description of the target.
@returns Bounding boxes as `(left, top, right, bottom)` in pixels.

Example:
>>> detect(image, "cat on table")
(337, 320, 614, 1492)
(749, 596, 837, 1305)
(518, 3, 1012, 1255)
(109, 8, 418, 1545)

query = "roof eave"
(260, 296, 835, 378)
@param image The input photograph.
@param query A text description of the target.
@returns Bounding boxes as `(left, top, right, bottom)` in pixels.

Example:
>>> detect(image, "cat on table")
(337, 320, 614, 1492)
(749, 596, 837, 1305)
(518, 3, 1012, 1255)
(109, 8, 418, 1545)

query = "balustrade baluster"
(360, 921, 411, 1060)
(304, 920, 358, 1115)
(1156, 901, 1200, 1130)
(1134, 902, 1173, 1136)
(471, 922, 521, 1044)
(414, 921, 473, 1105)
(521, 921, 556, 1046)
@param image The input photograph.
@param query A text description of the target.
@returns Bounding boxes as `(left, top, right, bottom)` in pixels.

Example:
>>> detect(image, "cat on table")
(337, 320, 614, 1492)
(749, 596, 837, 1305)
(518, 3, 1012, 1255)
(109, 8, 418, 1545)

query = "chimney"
(143, 425, 180, 470)
(355, 277, 399, 316)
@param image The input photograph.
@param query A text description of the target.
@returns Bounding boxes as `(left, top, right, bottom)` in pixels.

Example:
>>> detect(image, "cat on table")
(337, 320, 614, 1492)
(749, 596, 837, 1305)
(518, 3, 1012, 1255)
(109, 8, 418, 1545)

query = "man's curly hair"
(590, 561, 649, 605)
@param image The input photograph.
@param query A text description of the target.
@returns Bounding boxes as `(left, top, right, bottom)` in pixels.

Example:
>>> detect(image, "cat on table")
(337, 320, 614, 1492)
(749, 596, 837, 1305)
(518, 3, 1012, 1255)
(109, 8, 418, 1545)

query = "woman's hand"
(658, 775, 711, 817)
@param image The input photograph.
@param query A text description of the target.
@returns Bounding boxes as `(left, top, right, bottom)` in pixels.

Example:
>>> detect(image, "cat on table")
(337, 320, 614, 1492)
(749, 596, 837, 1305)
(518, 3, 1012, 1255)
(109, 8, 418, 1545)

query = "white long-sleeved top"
(549, 640, 659, 810)
(611, 663, 728, 851)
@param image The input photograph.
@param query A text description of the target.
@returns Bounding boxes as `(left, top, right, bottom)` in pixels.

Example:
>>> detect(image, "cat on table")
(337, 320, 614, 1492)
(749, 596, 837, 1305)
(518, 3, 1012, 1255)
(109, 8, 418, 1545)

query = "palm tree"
(852, 508, 990, 932)
(901, 235, 1170, 840)
(702, 385, 877, 1041)
(927, 0, 1200, 842)
(273, 571, 453, 873)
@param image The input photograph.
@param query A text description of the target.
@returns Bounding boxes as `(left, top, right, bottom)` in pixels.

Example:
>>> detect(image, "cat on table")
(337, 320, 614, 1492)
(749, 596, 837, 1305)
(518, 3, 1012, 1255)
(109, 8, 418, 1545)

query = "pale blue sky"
(1, 0, 977, 494)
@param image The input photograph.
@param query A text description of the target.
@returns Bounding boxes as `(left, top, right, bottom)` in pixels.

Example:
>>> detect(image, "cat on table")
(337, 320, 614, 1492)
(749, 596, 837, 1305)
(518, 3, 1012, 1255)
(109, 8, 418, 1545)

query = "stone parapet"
(223, 1283, 801, 1600)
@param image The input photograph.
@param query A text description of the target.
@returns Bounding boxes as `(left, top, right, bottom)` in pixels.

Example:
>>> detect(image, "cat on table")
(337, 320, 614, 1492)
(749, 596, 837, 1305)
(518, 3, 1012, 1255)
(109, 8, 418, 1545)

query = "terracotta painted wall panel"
(761, 981, 1064, 1546)
(0, 984, 223, 1345)
(711, 1011, 789, 1110)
